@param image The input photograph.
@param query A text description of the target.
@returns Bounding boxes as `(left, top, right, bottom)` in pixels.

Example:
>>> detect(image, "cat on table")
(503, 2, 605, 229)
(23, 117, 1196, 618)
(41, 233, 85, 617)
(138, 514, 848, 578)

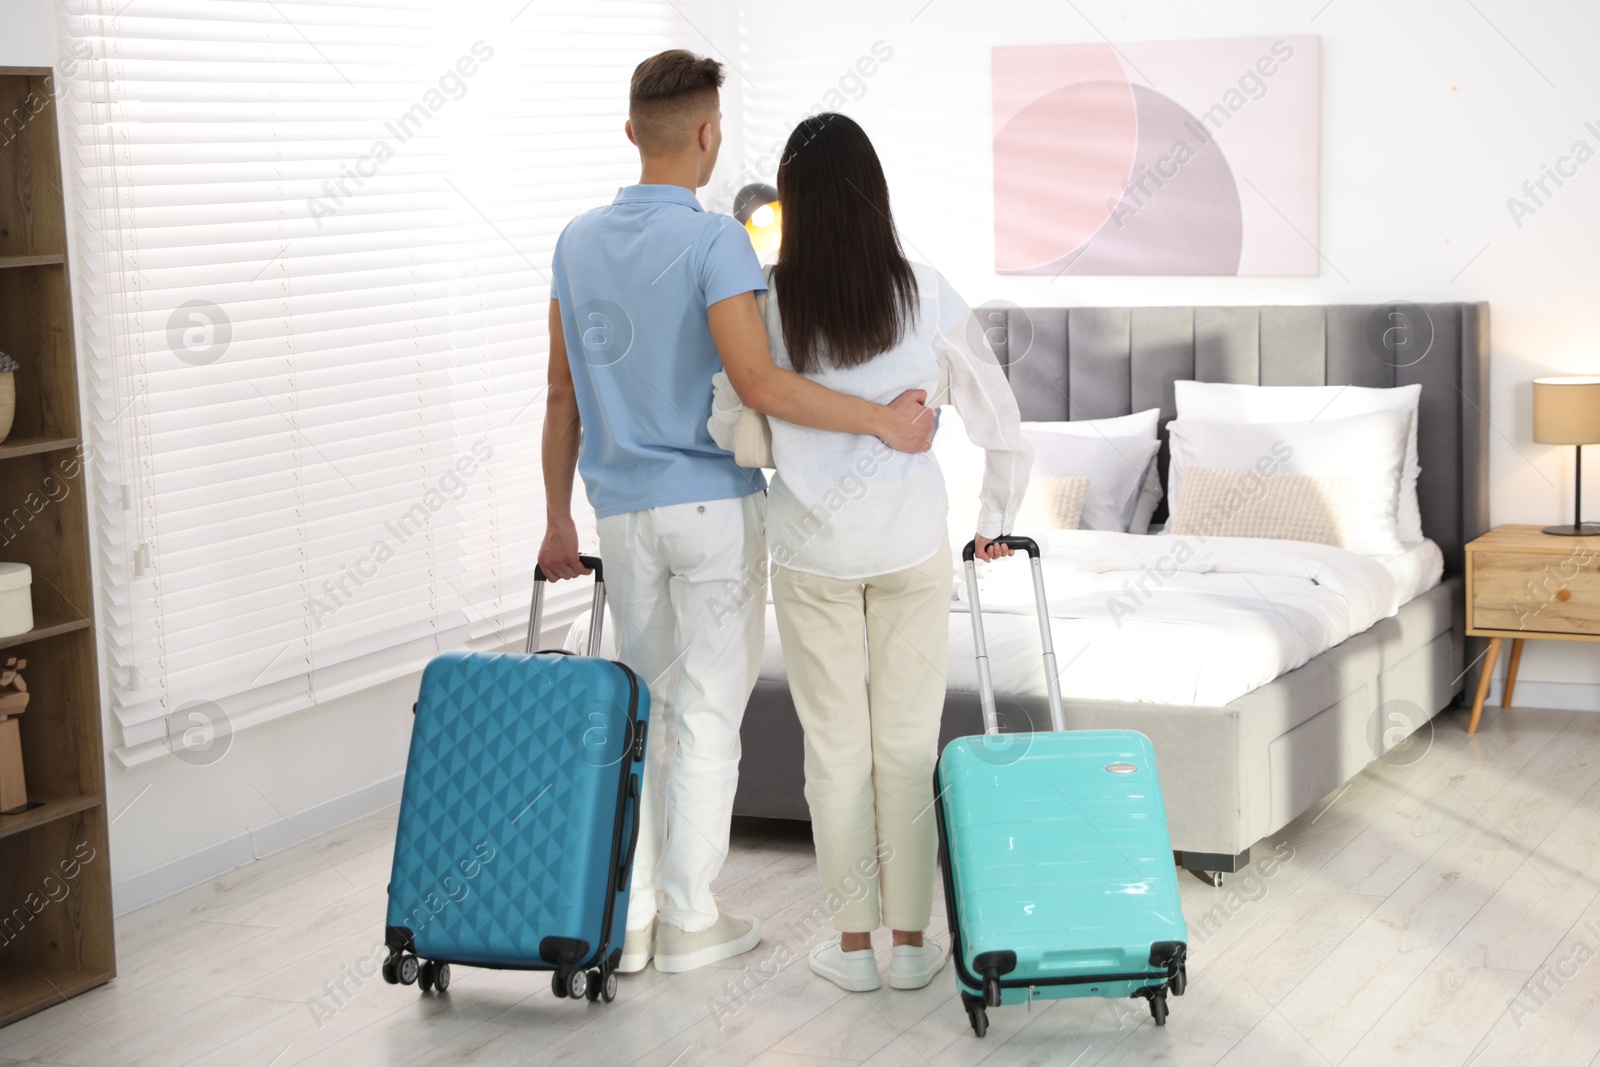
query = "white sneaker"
(654, 912, 761, 973)
(888, 940, 947, 990)
(809, 940, 881, 992)
(617, 919, 656, 974)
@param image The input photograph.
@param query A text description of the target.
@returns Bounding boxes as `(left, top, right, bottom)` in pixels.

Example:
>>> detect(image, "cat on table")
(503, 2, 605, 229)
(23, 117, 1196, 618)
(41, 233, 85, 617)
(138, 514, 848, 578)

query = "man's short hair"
(629, 49, 723, 153)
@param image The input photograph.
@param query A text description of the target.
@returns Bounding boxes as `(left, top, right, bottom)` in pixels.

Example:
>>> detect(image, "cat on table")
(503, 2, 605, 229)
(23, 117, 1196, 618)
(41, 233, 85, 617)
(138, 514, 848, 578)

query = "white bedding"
(754, 533, 1442, 708)
(569, 532, 1443, 709)
(928, 532, 1443, 706)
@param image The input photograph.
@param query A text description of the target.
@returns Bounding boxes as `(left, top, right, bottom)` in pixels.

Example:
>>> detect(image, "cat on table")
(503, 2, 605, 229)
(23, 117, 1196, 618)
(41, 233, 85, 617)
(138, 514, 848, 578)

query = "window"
(61, 0, 684, 765)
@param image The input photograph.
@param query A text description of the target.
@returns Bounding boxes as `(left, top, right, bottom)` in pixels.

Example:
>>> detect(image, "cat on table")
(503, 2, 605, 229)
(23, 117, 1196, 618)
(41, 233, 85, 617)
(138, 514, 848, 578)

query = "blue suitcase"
(382, 556, 649, 1005)
(935, 537, 1187, 1038)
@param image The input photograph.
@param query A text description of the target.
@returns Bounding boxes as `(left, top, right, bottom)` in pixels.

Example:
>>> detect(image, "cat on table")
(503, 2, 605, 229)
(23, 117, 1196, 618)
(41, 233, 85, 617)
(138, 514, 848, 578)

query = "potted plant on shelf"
(0, 351, 16, 444)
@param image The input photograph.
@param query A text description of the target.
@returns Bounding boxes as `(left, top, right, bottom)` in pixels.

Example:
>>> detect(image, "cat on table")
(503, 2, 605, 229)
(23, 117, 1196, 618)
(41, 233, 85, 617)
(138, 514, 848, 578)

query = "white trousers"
(597, 494, 767, 933)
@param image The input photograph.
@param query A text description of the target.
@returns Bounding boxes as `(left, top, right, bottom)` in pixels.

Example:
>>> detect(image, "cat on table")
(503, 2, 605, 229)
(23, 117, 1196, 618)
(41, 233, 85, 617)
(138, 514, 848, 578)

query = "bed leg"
(1174, 848, 1251, 888)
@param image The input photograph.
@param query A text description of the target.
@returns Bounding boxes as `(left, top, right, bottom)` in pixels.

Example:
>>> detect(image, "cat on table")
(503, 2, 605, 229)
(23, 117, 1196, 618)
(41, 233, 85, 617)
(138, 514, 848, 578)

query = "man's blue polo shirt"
(551, 184, 767, 519)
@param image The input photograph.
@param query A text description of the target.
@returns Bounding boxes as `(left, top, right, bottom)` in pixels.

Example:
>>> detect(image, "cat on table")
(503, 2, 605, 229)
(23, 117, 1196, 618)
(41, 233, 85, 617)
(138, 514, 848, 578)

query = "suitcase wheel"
(418, 960, 448, 994)
(552, 966, 588, 1000)
(1170, 964, 1186, 997)
(961, 993, 989, 1038)
(582, 967, 617, 1003)
(1148, 991, 1168, 1026)
(982, 972, 1003, 1008)
(381, 952, 400, 985)
(396, 954, 419, 986)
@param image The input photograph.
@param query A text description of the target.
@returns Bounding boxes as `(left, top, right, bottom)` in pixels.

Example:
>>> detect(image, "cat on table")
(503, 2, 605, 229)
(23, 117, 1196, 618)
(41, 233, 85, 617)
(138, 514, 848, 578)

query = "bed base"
(733, 579, 1466, 875)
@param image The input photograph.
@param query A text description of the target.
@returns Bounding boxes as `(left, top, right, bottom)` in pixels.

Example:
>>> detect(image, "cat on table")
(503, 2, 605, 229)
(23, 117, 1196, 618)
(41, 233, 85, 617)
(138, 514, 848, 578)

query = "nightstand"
(1464, 524, 1600, 732)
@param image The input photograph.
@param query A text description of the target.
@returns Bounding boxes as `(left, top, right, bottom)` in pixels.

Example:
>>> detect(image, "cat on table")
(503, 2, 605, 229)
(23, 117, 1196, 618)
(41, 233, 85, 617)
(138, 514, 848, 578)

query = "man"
(539, 49, 933, 974)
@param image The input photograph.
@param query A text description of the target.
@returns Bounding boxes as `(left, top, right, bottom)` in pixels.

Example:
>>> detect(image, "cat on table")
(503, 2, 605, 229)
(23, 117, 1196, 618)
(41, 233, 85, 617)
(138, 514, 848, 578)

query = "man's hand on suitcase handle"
(538, 516, 593, 581)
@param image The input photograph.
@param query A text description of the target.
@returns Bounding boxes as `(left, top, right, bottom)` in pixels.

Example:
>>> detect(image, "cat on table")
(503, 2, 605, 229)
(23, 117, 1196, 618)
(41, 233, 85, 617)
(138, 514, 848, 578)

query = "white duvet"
(936, 531, 1441, 707)
(568, 531, 1443, 709)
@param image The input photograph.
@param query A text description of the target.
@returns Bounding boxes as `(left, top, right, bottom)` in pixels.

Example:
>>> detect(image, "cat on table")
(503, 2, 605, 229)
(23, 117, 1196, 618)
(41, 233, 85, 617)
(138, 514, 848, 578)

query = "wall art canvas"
(993, 36, 1320, 276)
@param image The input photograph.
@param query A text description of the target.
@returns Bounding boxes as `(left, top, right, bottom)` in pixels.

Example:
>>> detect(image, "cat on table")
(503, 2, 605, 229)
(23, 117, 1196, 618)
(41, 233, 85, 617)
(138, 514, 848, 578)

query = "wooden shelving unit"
(0, 67, 116, 1029)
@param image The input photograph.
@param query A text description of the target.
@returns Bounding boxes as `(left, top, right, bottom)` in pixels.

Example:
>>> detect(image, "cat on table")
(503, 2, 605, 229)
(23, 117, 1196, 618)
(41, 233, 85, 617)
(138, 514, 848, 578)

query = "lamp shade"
(732, 182, 781, 254)
(732, 183, 777, 224)
(1533, 375, 1600, 445)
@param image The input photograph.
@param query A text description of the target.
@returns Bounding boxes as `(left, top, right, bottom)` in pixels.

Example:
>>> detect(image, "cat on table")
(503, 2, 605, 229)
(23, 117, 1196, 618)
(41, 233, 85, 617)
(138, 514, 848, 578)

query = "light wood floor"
(3, 705, 1599, 1067)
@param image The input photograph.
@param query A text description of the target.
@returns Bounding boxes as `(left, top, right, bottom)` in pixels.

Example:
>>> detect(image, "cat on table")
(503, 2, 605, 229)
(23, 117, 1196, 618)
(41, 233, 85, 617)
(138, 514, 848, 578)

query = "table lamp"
(1534, 374, 1600, 536)
(733, 183, 781, 254)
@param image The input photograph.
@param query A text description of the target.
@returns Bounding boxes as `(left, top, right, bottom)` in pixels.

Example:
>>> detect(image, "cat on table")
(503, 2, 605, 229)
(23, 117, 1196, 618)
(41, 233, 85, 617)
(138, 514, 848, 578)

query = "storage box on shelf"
(0, 66, 115, 1028)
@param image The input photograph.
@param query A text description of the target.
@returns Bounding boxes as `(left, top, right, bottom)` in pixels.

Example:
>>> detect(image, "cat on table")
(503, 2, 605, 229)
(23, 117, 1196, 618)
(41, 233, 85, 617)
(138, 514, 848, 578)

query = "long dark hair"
(773, 113, 919, 374)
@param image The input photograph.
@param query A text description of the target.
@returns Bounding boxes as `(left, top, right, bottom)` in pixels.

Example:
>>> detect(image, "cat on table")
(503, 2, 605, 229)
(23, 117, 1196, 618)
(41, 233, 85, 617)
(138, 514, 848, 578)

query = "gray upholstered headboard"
(994, 304, 1491, 573)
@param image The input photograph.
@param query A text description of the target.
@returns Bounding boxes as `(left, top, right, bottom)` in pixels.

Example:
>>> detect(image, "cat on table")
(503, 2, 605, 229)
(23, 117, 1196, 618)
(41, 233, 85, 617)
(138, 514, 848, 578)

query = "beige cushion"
(1017, 475, 1089, 531)
(1171, 467, 1367, 548)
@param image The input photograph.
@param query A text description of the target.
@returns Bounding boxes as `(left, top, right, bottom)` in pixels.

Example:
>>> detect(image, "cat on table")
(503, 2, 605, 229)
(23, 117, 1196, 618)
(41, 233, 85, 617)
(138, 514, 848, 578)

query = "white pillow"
(1174, 381, 1424, 545)
(1165, 412, 1410, 556)
(1016, 408, 1163, 533)
(1021, 426, 1160, 532)
(1129, 463, 1163, 533)
(935, 407, 1163, 547)
(1029, 408, 1161, 438)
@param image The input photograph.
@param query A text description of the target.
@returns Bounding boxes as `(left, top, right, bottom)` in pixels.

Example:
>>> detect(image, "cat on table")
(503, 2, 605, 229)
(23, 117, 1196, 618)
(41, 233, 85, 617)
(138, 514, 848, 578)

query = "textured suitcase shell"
(385, 649, 646, 971)
(936, 729, 1187, 1007)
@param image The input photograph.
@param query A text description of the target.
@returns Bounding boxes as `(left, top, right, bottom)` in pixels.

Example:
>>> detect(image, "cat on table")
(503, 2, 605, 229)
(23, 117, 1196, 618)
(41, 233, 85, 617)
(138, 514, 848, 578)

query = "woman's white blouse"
(709, 262, 1032, 581)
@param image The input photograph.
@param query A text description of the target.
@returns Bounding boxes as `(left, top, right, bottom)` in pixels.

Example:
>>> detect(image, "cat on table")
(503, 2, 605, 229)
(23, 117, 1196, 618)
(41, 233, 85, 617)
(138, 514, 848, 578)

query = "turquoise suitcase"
(935, 538, 1188, 1038)
(383, 557, 649, 1006)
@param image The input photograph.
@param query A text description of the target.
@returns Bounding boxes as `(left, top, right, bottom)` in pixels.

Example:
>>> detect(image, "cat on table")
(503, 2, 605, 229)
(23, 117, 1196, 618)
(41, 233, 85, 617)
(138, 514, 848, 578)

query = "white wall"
(0, 0, 53, 67)
(727, 0, 1600, 706)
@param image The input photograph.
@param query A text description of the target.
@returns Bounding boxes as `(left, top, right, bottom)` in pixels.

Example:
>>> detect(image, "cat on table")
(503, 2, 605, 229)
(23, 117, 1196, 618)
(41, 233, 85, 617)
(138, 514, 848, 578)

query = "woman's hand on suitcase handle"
(972, 534, 1015, 561)
(538, 516, 593, 581)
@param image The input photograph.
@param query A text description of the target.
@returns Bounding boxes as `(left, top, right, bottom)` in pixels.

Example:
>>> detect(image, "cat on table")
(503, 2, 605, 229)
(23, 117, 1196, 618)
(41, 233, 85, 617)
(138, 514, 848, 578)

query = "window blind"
(61, 0, 684, 766)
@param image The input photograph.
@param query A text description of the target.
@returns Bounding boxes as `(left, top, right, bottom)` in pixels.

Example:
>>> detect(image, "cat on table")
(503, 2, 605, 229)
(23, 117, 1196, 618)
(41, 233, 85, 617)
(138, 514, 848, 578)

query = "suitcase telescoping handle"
(961, 536, 1066, 734)
(527, 556, 606, 656)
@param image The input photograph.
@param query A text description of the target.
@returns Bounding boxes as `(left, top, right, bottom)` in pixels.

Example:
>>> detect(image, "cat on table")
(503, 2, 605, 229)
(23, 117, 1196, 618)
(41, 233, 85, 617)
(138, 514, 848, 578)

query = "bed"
(730, 302, 1490, 883)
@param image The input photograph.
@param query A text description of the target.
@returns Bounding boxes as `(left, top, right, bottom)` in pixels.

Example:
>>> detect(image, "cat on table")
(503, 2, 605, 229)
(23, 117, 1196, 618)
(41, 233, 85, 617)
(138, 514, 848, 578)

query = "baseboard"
(111, 773, 404, 916)
(1485, 678, 1600, 713)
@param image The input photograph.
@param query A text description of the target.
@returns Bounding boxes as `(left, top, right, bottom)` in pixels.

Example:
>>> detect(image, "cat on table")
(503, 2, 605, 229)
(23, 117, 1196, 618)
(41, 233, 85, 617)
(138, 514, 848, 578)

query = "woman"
(710, 114, 1031, 993)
